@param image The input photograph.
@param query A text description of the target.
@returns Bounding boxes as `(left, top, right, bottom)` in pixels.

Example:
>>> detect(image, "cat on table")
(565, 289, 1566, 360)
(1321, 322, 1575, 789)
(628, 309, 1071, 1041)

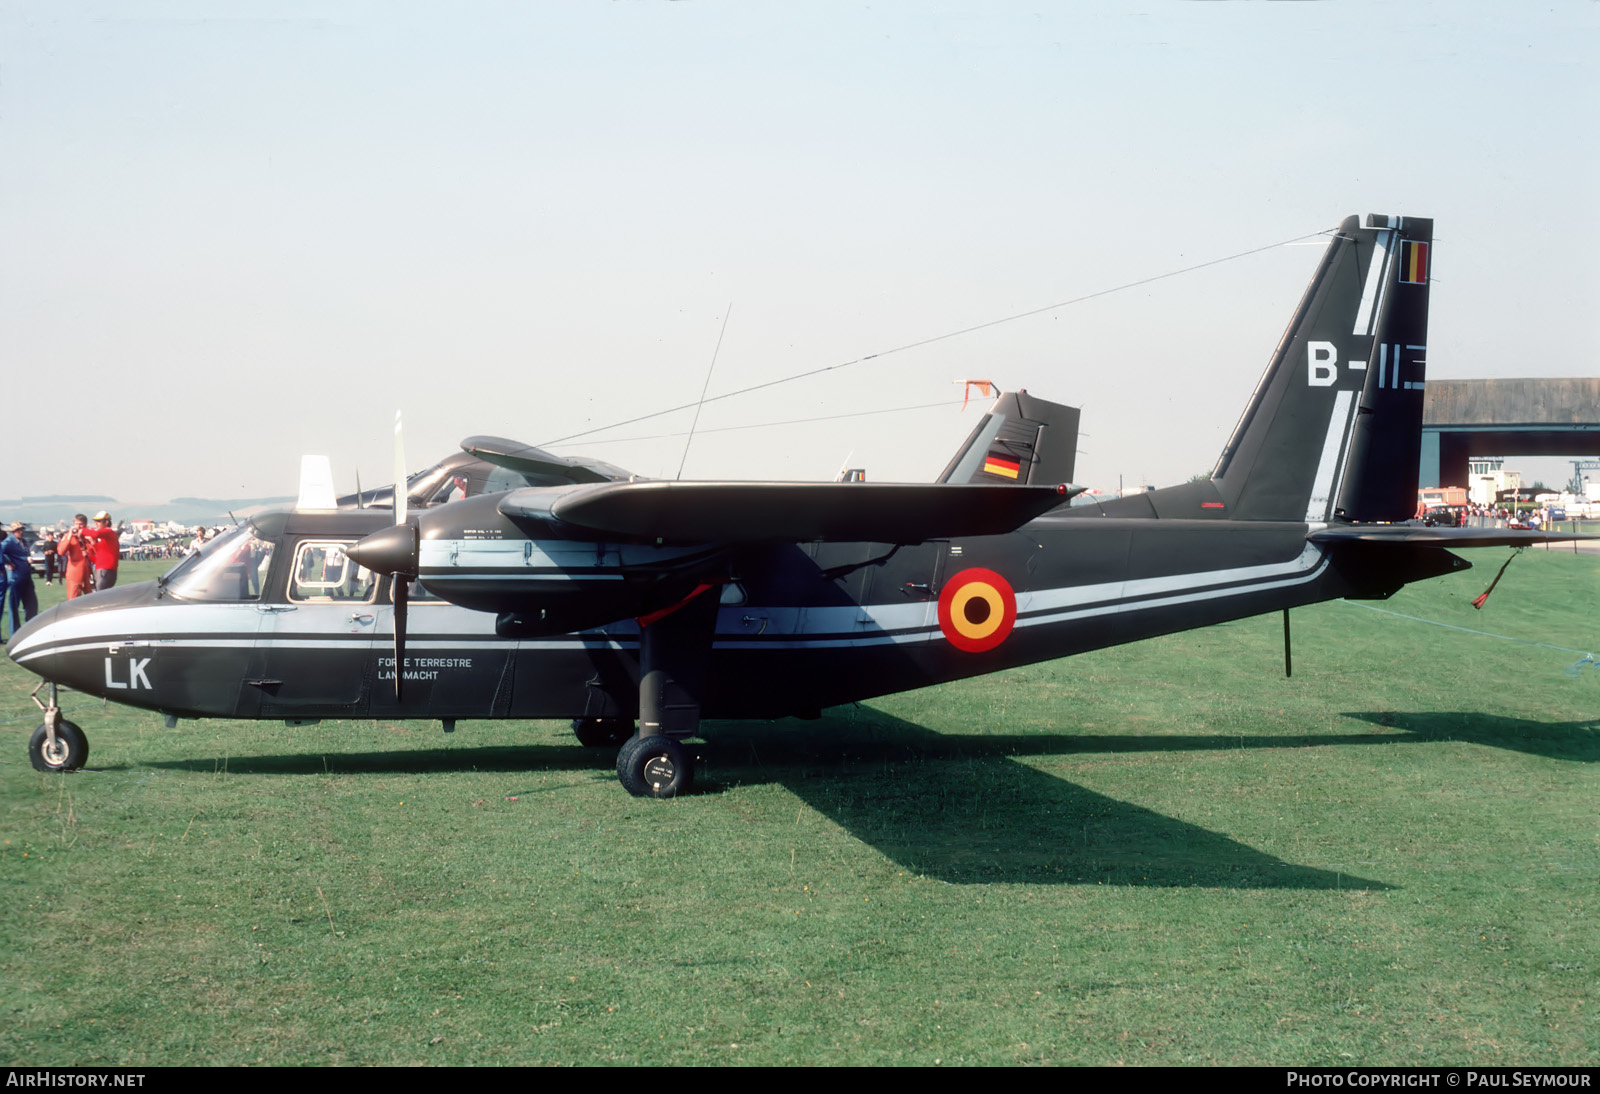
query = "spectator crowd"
(0, 513, 232, 640)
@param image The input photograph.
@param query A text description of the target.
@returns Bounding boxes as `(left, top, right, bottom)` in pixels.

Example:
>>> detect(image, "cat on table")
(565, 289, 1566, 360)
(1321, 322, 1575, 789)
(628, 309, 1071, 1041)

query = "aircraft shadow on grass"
(699, 710, 1389, 890)
(1340, 711, 1600, 762)
(141, 707, 1394, 891)
(141, 742, 601, 778)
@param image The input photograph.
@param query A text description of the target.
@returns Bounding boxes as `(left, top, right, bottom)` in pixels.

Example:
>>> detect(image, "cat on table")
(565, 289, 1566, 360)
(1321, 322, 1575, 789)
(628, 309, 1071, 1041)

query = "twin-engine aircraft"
(10, 215, 1584, 796)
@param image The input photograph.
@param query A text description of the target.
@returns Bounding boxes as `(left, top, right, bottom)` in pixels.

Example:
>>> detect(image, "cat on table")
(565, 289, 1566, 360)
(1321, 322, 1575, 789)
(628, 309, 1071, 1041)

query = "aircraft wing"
(460, 436, 633, 485)
(499, 480, 1081, 544)
(1309, 525, 1595, 547)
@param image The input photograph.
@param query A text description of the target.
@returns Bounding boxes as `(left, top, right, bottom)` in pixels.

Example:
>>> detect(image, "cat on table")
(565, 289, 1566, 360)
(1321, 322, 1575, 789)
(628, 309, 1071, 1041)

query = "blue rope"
(1567, 654, 1600, 680)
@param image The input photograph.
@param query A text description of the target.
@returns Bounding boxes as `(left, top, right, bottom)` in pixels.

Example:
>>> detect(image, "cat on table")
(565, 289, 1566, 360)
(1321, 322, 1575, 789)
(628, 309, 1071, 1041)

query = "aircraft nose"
(347, 521, 419, 576)
(6, 601, 67, 668)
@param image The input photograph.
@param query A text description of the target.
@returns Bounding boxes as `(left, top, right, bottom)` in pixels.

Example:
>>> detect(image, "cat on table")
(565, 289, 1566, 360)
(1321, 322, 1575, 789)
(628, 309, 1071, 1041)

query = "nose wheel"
(27, 683, 88, 772)
(30, 720, 88, 772)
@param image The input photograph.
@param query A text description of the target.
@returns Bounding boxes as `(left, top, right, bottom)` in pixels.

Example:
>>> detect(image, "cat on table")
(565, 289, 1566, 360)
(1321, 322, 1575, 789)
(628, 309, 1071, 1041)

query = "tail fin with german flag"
(937, 389, 1081, 487)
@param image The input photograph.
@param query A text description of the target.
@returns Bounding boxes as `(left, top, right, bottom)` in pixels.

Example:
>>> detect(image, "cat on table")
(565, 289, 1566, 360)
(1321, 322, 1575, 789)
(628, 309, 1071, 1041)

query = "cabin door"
(244, 539, 378, 715)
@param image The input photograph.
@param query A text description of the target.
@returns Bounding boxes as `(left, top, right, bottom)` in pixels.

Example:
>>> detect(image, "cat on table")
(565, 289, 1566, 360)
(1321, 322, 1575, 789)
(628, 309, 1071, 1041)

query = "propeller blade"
(394, 410, 407, 526)
(393, 574, 408, 701)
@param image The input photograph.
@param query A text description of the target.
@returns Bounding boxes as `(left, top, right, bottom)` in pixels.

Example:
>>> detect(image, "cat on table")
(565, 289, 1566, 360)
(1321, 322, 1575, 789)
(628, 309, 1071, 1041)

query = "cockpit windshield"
(163, 524, 275, 602)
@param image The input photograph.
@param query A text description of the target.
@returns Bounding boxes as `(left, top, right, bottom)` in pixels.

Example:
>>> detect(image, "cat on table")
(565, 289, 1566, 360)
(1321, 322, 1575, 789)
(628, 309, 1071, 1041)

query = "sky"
(3, 0, 1596, 507)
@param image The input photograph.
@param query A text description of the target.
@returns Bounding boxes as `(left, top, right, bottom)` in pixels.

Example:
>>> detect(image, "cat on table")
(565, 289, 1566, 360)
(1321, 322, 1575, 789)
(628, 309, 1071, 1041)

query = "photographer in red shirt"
(82, 510, 121, 592)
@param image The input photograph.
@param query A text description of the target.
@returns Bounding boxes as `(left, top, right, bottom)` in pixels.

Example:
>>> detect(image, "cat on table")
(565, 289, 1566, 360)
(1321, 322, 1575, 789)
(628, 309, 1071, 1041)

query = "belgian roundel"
(937, 568, 1017, 653)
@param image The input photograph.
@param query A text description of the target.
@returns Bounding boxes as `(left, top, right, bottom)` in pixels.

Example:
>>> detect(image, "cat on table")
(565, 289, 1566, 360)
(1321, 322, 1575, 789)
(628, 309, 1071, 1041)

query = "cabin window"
(288, 542, 377, 603)
(165, 524, 275, 602)
(427, 474, 470, 504)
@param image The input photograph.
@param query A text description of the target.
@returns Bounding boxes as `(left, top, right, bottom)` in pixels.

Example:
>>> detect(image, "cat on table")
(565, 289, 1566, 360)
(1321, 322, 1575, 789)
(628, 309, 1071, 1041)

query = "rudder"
(1213, 214, 1433, 523)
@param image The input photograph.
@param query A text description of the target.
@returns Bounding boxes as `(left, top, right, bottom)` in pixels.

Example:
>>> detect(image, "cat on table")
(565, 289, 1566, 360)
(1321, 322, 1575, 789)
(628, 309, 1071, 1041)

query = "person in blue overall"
(1, 522, 37, 639)
(0, 523, 8, 640)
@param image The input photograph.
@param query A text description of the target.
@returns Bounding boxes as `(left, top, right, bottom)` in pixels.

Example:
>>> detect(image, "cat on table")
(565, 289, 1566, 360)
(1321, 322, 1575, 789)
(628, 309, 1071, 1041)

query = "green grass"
(2, 550, 1597, 1065)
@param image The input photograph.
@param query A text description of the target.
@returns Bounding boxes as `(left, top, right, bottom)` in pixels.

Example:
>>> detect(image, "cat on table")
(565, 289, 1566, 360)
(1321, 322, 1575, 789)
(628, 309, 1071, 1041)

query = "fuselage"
(5, 496, 1454, 726)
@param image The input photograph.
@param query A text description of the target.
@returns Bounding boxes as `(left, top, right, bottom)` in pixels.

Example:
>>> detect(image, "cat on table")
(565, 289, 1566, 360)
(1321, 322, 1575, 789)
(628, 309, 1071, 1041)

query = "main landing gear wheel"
(29, 721, 88, 773)
(616, 735, 693, 799)
(572, 717, 633, 749)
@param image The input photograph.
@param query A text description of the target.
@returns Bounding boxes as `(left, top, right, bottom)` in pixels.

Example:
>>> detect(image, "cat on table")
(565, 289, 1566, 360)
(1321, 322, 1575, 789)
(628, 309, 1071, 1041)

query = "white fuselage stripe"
(424, 573, 626, 582)
(14, 545, 1332, 662)
(716, 554, 1333, 649)
(1014, 543, 1324, 615)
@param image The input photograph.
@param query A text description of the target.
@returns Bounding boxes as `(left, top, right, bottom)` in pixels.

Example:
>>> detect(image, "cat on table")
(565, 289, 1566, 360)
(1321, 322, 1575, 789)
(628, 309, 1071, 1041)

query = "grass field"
(2, 548, 1596, 1066)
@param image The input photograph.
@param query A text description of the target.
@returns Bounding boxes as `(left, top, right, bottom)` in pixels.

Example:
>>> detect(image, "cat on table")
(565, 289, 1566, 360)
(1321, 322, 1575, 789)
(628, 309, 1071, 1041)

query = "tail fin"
(1213, 214, 1434, 522)
(937, 389, 1081, 486)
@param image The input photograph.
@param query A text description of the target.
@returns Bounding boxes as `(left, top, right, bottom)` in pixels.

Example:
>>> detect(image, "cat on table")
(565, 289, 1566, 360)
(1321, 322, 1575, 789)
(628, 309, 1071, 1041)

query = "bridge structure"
(1420, 378, 1600, 489)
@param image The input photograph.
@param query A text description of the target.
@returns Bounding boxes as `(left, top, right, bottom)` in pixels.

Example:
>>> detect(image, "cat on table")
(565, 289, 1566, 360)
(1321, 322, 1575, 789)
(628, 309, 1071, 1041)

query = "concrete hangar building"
(1421, 378, 1600, 499)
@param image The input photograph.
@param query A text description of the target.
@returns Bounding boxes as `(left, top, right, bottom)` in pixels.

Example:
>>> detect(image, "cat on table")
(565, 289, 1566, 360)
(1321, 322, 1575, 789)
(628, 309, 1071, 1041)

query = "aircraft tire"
(616, 734, 693, 799)
(572, 717, 633, 749)
(29, 721, 89, 773)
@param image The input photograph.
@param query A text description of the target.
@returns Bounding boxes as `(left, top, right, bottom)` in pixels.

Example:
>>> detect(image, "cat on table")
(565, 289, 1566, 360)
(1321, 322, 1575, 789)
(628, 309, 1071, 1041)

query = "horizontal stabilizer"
(501, 481, 1081, 544)
(1309, 525, 1595, 548)
(461, 436, 632, 486)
